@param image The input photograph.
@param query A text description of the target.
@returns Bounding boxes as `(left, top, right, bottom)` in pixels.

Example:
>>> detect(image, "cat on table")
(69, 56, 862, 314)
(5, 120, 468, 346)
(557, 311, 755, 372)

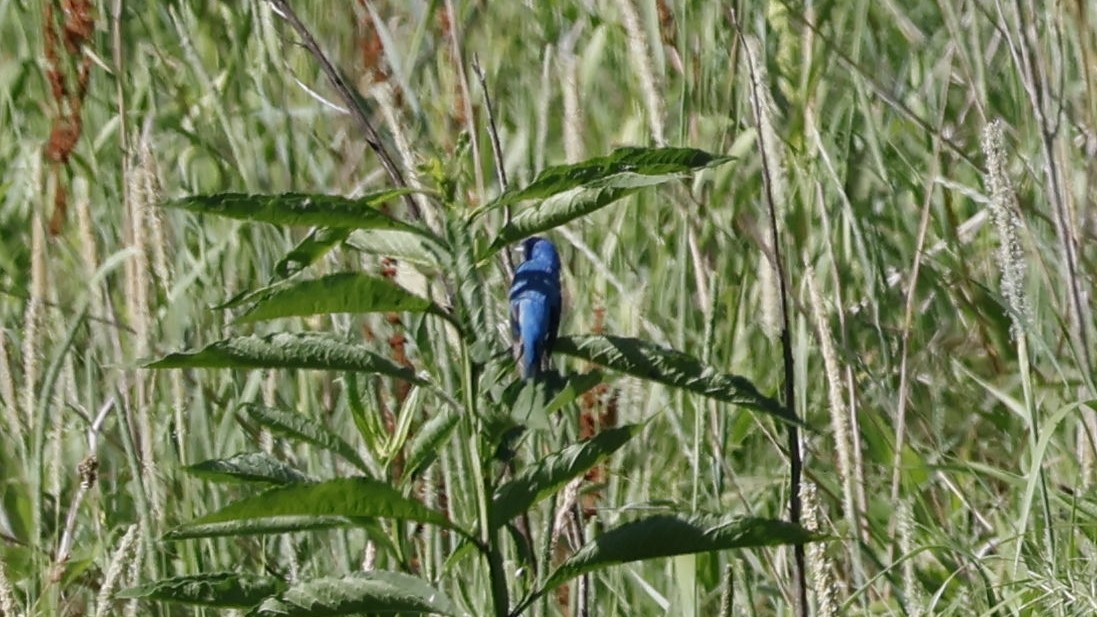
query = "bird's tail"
(521, 337, 542, 380)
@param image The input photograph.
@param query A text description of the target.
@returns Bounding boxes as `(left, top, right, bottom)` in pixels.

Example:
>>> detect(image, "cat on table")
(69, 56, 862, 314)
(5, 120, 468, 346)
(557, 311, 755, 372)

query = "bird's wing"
(510, 301, 521, 339)
(546, 290, 561, 355)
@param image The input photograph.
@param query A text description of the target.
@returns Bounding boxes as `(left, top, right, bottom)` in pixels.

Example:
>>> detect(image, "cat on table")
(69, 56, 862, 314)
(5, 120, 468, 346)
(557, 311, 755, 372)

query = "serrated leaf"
(234, 273, 450, 325)
(488, 185, 642, 252)
(186, 452, 312, 485)
(243, 405, 369, 474)
(554, 335, 796, 424)
(542, 370, 608, 416)
(146, 333, 424, 384)
(346, 228, 447, 268)
(166, 516, 362, 539)
(165, 478, 467, 540)
(490, 424, 641, 529)
(531, 515, 818, 605)
(249, 571, 456, 617)
(165, 189, 429, 234)
(274, 227, 350, 280)
(118, 572, 286, 608)
(491, 147, 730, 207)
(403, 407, 460, 481)
(448, 218, 493, 343)
(478, 147, 734, 253)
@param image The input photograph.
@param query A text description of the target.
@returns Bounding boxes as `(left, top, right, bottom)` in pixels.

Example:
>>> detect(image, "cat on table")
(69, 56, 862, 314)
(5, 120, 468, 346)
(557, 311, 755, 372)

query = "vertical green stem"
(1018, 334, 1055, 560)
(461, 344, 509, 617)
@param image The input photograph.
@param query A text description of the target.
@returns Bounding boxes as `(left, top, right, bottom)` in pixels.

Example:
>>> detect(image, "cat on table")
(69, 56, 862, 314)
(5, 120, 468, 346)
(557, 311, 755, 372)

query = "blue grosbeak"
(509, 237, 562, 379)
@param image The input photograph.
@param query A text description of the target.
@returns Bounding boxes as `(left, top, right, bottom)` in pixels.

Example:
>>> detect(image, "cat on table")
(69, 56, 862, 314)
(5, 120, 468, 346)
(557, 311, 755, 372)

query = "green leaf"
(146, 333, 424, 384)
(274, 227, 350, 280)
(243, 405, 370, 474)
(554, 335, 796, 424)
(448, 218, 493, 344)
(234, 273, 451, 325)
(117, 572, 286, 608)
(478, 147, 734, 252)
(346, 228, 447, 269)
(249, 571, 456, 617)
(403, 407, 460, 481)
(165, 478, 467, 540)
(492, 147, 731, 206)
(543, 371, 609, 416)
(530, 515, 818, 605)
(165, 189, 429, 234)
(490, 424, 641, 529)
(488, 185, 638, 252)
(185, 452, 312, 485)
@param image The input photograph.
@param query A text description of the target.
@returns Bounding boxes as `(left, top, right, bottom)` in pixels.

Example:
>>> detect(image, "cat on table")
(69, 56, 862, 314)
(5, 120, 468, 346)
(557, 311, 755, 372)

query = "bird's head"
(519, 236, 561, 269)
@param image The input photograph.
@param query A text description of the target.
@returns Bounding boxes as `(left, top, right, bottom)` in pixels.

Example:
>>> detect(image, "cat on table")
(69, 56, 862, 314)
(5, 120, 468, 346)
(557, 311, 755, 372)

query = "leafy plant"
(134, 138, 814, 614)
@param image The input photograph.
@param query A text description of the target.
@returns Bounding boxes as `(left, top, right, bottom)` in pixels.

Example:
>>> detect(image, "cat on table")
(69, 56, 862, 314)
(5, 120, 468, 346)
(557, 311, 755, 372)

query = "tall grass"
(2, 0, 1096, 615)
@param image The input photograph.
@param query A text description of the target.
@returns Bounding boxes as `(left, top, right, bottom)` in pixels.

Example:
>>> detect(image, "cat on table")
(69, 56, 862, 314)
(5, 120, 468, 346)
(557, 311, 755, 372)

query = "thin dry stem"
(1002, 0, 1090, 373)
(267, 0, 420, 218)
(442, 0, 485, 199)
(372, 81, 440, 234)
(891, 132, 942, 515)
(740, 28, 807, 617)
(471, 55, 515, 279)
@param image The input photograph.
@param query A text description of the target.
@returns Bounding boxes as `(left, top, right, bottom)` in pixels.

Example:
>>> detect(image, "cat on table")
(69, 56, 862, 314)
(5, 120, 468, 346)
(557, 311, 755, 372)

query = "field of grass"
(2, 1, 1097, 615)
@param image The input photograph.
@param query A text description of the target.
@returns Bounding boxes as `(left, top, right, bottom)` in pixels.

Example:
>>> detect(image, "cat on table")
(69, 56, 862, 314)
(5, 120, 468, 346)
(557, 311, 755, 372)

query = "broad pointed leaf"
(478, 147, 734, 252)
(533, 514, 818, 604)
(403, 408, 460, 481)
(492, 147, 731, 207)
(185, 452, 312, 485)
(490, 424, 641, 529)
(488, 185, 639, 252)
(448, 218, 493, 345)
(146, 333, 424, 384)
(249, 571, 456, 617)
(165, 478, 467, 540)
(274, 227, 350, 280)
(234, 273, 450, 324)
(118, 572, 286, 608)
(165, 189, 428, 234)
(554, 335, 795, 424)
(347, 228, 447, 268)
(243, 405, 370, 474)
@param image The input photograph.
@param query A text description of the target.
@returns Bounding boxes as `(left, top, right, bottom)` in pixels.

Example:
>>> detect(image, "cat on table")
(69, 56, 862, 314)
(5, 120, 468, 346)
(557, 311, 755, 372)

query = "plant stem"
(461, 343, 509, 616)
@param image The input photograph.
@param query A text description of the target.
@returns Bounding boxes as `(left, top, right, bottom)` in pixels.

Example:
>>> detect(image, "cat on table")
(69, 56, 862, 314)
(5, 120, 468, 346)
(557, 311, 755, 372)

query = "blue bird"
(509, 237, 562, 379)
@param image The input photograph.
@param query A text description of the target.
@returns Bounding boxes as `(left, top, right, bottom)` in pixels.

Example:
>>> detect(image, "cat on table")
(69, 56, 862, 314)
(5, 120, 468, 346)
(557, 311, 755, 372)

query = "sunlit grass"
(2, 0, 1096, 615)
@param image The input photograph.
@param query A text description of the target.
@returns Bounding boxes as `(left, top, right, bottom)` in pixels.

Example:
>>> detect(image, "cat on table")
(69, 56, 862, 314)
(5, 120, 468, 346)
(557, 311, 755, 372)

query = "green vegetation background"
(1, 0, 1096, 615)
